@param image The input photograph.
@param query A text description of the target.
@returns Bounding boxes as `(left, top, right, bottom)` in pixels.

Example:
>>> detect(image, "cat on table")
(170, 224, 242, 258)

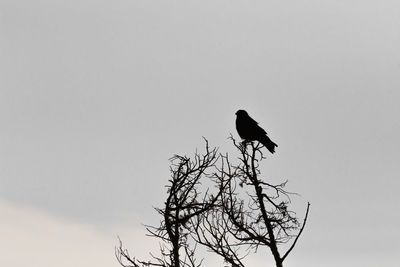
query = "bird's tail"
(260, 136, 278, 154)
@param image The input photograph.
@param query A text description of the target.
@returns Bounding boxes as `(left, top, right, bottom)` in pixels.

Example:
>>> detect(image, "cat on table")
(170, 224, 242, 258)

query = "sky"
(1, 0, 400, 266)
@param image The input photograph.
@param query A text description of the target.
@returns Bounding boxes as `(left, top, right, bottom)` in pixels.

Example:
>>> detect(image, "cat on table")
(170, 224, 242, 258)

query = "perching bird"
(235, 110, 278, 154)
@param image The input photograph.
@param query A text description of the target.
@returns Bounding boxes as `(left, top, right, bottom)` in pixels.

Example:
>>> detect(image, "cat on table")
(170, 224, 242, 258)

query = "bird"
(235, 109, 278, 154)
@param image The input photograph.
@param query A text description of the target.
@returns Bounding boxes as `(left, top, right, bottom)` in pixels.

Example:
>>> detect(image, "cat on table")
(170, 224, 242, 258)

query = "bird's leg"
(243, 140, 253, 146)
(240, 140, 252, 151)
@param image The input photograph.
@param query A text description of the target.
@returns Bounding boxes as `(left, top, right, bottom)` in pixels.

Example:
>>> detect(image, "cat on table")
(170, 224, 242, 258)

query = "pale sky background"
(1, 1, 400, 266)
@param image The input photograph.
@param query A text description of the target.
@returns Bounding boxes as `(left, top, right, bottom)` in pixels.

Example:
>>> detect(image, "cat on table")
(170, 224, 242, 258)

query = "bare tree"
(117, 137, 309, 267)
(116, 140, 220, 267)
(191, 137, 310, 267)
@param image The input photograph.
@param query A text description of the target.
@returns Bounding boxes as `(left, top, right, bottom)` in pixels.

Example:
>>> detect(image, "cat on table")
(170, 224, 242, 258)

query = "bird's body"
(235, 110, 278, 154)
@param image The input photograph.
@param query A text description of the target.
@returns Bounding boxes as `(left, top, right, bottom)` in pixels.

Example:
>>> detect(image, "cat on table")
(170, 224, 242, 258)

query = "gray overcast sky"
(1, 0, 400, 266)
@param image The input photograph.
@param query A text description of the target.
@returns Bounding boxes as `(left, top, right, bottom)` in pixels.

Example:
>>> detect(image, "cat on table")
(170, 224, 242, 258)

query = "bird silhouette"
(235, 110, 278, 154)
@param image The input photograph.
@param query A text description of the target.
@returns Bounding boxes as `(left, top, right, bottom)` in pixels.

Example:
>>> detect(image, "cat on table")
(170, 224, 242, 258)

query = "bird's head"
(235, 109, 248, 117)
